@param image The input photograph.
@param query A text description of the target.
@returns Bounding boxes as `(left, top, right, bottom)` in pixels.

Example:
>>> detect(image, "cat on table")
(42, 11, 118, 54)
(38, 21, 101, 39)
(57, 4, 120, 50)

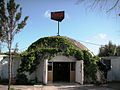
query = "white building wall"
(36, 59, 44, 82)
(27, 60, 44, 82)
(0, 55, 20, 79)
(1, 57, 8, 79)
(107, 57, 120, 81)
(50, 55, 77, 62)
(12, 57, 21, 78)
(0, 55, 7, 78)
(0, 55, 84, 84)
(102, 57, 120, 81)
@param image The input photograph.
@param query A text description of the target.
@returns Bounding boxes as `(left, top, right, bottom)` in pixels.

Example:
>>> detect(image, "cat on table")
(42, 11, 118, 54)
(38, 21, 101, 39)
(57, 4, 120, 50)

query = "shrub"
(16, 73, 28, 85)
(0, 79, 9, 84)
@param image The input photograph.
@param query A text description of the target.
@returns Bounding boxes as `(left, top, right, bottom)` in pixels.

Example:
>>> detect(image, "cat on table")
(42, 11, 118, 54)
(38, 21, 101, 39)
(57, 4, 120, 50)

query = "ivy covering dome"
(28, 36, 88, 51)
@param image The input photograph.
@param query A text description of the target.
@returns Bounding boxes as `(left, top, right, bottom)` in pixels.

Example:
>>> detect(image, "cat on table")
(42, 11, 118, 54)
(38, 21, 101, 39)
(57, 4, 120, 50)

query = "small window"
(71, 62, 75, 71)
(48, 62, 52, 71)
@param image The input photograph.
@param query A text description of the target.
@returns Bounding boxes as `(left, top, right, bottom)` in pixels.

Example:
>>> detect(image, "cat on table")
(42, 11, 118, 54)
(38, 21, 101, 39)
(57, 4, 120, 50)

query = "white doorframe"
(43, 59, 48, 84)
(75, 60, 84, 84)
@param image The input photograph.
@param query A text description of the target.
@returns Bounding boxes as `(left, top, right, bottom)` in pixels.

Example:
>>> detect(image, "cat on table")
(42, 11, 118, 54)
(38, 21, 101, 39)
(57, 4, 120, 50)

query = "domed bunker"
(21, 36, 90, 84)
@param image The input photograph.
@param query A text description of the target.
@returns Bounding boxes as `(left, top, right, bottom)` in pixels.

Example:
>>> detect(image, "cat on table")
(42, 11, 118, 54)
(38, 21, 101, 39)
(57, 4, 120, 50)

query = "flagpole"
(57, 21, 60, 36)
(51, 11, 64, 36)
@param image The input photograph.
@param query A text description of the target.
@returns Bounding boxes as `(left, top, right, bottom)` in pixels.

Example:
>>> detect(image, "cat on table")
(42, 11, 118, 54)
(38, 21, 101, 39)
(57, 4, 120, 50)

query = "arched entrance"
(46, 56, 84, 84)
(47, 62, 76, 83)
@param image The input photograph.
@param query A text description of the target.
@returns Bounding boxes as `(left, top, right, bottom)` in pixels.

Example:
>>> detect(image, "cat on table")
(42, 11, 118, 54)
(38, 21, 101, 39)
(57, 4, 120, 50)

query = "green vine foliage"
(18, 36, 100, 83)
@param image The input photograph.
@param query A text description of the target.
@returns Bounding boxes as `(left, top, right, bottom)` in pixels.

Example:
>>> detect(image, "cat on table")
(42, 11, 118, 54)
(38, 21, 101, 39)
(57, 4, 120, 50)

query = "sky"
(2, 0, 120, 55)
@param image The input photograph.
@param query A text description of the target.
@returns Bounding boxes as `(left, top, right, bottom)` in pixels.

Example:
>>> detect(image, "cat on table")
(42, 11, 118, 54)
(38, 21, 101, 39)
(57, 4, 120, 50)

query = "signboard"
(51, 11, 64, 22)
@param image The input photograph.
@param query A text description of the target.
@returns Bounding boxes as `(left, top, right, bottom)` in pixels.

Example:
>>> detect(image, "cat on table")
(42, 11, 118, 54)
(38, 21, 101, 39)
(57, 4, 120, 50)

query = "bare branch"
(107, 0, 120, 12)
(77, 0, 120, 13)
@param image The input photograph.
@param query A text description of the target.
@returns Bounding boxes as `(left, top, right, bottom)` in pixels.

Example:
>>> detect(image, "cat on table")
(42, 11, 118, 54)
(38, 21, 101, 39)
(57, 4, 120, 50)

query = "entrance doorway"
(53, 62, 70, 82)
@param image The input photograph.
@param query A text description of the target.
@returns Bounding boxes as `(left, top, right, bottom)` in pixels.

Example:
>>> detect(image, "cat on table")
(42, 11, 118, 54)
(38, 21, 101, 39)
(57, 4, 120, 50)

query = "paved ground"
(0, 82, 120, 90)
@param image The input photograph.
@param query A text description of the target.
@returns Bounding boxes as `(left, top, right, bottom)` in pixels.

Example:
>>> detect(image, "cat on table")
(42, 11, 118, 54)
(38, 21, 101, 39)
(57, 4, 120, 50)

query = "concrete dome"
(65, 37, 88, 50)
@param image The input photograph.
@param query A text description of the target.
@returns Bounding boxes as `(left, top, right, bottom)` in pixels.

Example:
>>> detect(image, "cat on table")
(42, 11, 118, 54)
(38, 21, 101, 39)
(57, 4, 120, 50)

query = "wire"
(78, 40, 102, 46)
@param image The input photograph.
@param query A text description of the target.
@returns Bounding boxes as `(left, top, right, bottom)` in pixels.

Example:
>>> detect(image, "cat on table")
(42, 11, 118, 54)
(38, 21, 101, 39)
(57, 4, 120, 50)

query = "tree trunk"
(8, 40, 12, 90)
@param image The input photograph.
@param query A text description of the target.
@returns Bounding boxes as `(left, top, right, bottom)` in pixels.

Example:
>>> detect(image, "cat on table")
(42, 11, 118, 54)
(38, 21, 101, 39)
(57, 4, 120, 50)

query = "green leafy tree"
(0, 0, 29, 90)
(98, 41, 116, 56)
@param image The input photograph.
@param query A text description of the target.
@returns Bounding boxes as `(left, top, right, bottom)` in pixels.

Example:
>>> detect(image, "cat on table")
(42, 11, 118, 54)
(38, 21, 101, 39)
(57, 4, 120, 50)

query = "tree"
(77, 0, 120, 14)
(0, 0, 29, 90)
(116, 45, 120, 56)
(98, 41, 117, 57)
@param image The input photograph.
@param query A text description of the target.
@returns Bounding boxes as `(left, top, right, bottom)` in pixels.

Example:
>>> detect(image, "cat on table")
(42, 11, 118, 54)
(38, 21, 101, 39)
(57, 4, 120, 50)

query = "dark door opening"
(53, 62, 70, 82)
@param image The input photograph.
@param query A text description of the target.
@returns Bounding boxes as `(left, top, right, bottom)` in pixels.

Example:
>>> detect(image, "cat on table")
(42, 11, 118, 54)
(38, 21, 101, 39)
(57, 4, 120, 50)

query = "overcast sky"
(3, 0, 120, 55)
